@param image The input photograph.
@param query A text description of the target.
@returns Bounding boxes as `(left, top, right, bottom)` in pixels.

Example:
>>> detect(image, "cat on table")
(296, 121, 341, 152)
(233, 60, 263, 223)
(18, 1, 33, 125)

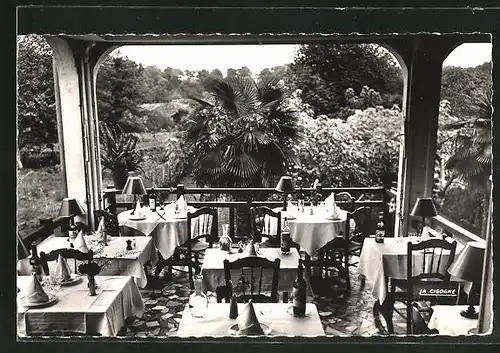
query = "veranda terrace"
(16, 9, 494, 337)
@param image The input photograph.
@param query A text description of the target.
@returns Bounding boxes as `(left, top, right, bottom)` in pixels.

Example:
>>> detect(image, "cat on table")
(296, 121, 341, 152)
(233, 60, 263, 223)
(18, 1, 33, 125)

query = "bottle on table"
(68, 216, 78, 245)
(149, 187, 157, 212)
(281, 217, 291, 255)
(292, 259, 307, 317)
(375, 211, 385, 243)
(29, 245, 43, 283)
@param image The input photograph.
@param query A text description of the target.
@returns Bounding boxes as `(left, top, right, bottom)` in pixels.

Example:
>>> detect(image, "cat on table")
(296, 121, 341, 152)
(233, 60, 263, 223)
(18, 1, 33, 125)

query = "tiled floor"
(120, 263, 407, 338)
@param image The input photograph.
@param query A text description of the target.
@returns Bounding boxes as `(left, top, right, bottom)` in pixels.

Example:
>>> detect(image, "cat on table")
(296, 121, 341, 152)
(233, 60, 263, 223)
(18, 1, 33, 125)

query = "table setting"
(31, 230, 157, 288)
(202, 239, 301, 293)
(17, 275, 145, 337)
(176, 299, 325, 337)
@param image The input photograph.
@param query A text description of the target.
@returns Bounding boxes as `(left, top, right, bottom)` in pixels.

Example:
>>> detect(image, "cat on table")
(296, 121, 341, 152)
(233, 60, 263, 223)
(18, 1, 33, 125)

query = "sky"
(115, 43, 492, 74)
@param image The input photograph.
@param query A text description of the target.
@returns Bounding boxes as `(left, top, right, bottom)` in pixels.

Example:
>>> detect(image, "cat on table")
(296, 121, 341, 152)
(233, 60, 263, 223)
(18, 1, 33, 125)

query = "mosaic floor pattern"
(119, 263, 408, 338)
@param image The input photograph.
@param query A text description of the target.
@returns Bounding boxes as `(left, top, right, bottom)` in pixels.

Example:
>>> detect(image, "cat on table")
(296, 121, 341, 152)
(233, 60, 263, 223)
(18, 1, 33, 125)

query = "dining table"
(17, 275, 145, 337)
(32, 234, 158, 288)
(201, 247, 301, 293)
(269, 206, 348, 256)
(427, 305, 479, 335)
(117, 204, 201, 261)
(358, 236, 466, 333)
(176, 303, 325, 337)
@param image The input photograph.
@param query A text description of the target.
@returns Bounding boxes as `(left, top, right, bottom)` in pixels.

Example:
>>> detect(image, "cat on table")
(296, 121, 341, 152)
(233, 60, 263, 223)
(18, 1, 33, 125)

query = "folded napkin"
(420, 226, 430, 240)
(286, 201, 299, 218)
(133, 200, 143, 217)
(73, 231, 89, 253)
(53, 254, 72, 283)
(326, 192, 339, 218)
(242, 240, 258, 257)
(176, 195, 187, 212)
(237, 300, 264, 335)
(23, 273, 50, 304)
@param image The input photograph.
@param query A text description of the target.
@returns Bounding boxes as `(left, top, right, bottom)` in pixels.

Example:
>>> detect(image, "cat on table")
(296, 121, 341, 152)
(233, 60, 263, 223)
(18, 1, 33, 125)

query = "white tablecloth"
(358, 237, 464, 303)
(32, 234, 158, 288)
(176, 303, 324, 337)
(289, 208, 347, 256)
(428, 305, 478, 335)
(118, 205, 201, 261)
(201, 248, 301, 293)
(17, 276, 145, 337)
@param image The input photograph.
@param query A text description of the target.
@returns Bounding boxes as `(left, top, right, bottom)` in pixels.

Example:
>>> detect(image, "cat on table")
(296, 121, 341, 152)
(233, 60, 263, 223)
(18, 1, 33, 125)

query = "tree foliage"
(183, 76, 301, 188)
(96, 56, 147, 132)
(17, 35, 57, 148)
(290, 44, 403, 119)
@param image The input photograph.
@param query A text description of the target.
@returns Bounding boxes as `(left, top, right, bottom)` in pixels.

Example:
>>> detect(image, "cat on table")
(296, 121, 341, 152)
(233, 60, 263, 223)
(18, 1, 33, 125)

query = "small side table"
(428, 305, 479, 335)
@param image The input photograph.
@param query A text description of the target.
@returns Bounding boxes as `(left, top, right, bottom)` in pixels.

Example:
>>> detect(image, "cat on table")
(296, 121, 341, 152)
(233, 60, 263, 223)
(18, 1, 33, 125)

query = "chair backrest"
(335, 192, 356, 212)
(187, 207, 218, 244)
(250, 206, 281, 243)
(94, 209, 119, 236)
(223, 256, 280, 303)
(39, 248, 94, 275)
(346, 206, 373, 240)
(406, 238, 457, 333)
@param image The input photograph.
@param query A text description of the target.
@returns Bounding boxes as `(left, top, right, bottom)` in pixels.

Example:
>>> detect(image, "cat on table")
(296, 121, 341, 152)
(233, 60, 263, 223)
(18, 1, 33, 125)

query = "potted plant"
(100, 123, 144, 189)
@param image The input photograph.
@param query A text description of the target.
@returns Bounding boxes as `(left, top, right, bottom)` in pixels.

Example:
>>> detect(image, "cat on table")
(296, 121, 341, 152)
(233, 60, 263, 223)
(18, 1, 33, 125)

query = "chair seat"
(177, 240, 210, 253)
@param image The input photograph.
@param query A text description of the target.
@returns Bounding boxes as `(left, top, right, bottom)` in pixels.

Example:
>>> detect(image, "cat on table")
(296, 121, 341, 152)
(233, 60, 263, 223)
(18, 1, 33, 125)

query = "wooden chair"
(389, 238, 457, 334)
(39, 248, 94, 275)
(94, 209, 120, 236)
(223, 256, 280, 303)
(345, 206, 373, 267)
(335, 191, 356, 212)
(157, 207, 218, 289)
(250, 206, 281, 245)
(303, 235, 351, 298)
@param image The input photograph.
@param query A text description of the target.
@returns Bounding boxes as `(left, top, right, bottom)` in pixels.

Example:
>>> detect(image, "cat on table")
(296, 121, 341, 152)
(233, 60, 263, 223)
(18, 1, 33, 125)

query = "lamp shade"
(448, 241, 486, 282)
(410, 197, 438, 217)
(58, 198, 86, 217)
(122, 176, 147, 195)
(275, 176, 295, 193)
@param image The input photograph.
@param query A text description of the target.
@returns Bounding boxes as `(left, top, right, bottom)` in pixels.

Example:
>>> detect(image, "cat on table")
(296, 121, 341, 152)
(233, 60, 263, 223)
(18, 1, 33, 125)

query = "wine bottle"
(292, 259, 306, 317)
(29, 245, 43, 283)
(281, 217, 291, 255)
(149, 187, 157, 212)
(375, 212, 385, 243)
(68, 216, 78, 244)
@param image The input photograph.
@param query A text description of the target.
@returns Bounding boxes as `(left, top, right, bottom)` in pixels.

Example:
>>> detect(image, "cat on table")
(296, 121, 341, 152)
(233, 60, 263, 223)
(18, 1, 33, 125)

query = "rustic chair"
(335, 191, 356, 212)
(39, 248, 94, 275)
(94, 209, 120, 236)
(345, 206, 373, 267)
(157, 207, 218, 289)
(223, 256, 281, 303)
(388, 238, 457, 334)
(250, 206, 281, 245)
(303, 235, 351, 298)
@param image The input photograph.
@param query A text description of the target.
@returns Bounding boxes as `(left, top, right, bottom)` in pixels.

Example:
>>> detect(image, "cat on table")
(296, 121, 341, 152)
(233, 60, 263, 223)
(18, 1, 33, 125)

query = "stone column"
(387, 36, 463, 237)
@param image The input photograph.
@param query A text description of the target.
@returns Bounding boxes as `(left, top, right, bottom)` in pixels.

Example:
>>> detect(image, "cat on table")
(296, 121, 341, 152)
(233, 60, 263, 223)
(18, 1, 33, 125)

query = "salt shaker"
(132, 239, 136, 248)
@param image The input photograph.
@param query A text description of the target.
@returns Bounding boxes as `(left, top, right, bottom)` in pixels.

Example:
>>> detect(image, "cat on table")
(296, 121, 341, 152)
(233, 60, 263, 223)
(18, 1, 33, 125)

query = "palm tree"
(444, 87, 492, 237)
(183, 76, 301, 235)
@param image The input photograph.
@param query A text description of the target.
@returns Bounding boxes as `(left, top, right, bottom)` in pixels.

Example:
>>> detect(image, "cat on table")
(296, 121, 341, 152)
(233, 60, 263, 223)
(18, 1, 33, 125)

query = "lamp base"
(460, 305, 479, 319)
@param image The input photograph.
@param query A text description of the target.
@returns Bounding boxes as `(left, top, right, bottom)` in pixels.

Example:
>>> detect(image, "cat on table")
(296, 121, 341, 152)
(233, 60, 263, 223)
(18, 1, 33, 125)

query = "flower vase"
(188, 275, 208, 318)
(88, 275, 97, 296)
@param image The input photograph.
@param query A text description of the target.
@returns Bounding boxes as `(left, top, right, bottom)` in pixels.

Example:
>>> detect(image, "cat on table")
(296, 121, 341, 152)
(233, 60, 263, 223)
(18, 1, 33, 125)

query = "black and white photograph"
(14, 5, 495, 342)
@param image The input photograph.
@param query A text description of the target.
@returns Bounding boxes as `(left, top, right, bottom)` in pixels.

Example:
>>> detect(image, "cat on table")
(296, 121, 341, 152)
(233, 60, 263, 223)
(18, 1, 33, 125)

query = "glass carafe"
(188, 274, 208, 318)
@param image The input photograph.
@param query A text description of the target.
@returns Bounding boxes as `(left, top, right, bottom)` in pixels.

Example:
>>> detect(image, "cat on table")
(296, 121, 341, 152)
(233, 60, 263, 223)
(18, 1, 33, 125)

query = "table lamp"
(410, 197, 437, 236)
(58, 198, 86, 240)
(448, 241, 486, 319)
(122, 176, 147, 215)
(275, 176, 295, 211)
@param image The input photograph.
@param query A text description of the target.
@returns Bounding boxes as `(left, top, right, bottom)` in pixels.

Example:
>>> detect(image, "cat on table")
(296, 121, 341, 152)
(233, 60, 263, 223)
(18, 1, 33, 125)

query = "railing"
(103, 184, 390, 241)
